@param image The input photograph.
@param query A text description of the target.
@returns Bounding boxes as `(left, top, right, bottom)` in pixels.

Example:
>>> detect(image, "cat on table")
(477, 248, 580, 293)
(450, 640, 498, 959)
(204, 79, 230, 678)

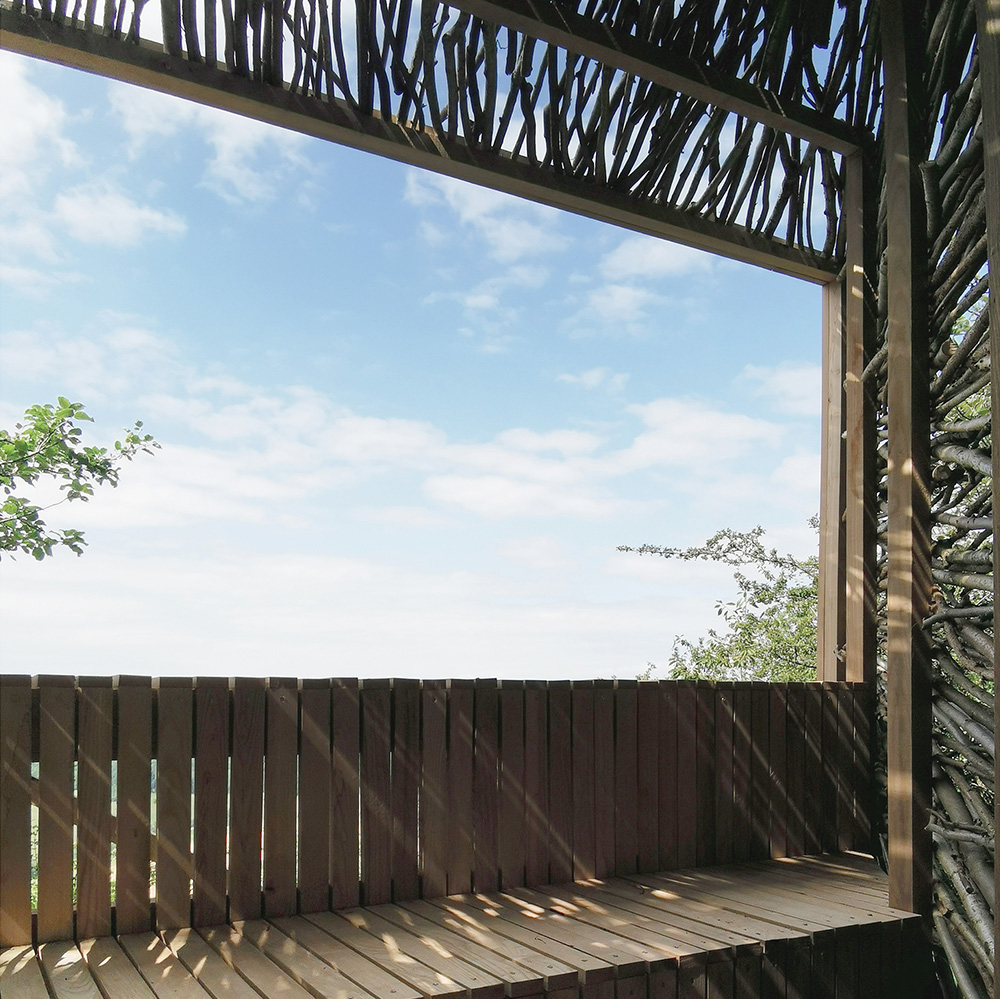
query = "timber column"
(881, 0, 934, 916)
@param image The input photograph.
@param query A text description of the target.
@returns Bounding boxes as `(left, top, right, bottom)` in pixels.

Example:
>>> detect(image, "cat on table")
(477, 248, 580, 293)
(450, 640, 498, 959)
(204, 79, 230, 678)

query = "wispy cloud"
(557, 367, 629, 392)
(54, 183, 186, 245)
(601, 235, 714, 281)
(738, 362, 822, 417)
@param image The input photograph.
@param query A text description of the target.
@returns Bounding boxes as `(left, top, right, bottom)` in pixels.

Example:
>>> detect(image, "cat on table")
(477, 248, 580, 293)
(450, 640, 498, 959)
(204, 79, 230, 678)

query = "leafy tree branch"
(1, 398, 160, 561)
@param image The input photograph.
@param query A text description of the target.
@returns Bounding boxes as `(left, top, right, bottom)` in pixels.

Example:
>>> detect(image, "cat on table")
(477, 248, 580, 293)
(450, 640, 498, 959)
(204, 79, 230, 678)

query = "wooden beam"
(972, 1, 1000, 989)
(881, 0, 933, 917)
(0, 7, 839, 283)
(447, 0, 862, 155)
(818, 277, 846, 681)
(842, 152, 878, 687)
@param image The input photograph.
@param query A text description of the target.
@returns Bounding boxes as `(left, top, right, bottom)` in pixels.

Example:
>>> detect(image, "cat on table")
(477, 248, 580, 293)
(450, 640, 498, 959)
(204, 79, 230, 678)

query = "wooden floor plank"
(238, 921, 379, 999)
(338, 907, 505, 999)
(39, 943, 103, 999)
(301, 911, 462, 998)
(399, 899, 579, 992)
(368, 902, 544, 997)
(197, 926, 315, 999)
(158, 929, 262, 999)
(269, 917, 421, 999)
(80, 938, 158, 999)
(119, 932, 214, 999)
(1, 946, 51, 999)
(428, 894, 616, 985)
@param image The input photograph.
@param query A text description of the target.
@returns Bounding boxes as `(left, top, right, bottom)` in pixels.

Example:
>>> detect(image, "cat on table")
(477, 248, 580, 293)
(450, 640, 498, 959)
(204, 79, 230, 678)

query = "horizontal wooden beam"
(448, 0, 864, 155)
(0, 8, 839, 282)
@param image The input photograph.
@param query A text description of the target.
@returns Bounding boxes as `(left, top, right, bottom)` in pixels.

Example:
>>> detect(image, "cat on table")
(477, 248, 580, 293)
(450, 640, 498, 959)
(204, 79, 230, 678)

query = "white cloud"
(498, 536, 577, 572)
(602, 236, 714, 281)
(53, 184, 186, 245)
(424, 474, 616, 518)
(0, 55, 79, 200)
(405, 172, 568, 263)
(739, 362, 822, 417)
(108, 82, 313, 204)
(557, 367, 629, 392)
(494, 428, 602, 455)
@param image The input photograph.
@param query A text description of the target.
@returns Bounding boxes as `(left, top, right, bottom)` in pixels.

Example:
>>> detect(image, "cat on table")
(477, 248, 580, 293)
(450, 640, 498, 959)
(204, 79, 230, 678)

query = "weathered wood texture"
(0, 676, 872, 947)
(0, 0, 878, 281)
(0, 854, 931, 999)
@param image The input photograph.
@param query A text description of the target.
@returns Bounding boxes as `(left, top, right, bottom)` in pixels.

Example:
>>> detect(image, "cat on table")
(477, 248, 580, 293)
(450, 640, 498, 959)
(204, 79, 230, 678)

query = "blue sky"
(0, 50, 824, 679)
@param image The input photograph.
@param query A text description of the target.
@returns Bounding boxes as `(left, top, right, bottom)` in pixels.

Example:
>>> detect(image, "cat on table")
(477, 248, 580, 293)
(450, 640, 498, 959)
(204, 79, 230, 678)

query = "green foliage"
(622, 524, 818, 682)
(1, 398, 159, 561)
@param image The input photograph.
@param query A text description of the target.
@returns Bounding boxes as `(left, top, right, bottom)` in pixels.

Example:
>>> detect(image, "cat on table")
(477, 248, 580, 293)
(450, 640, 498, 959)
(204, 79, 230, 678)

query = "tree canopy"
(1, 399, 159, 561)
(621, 524, 817, 682)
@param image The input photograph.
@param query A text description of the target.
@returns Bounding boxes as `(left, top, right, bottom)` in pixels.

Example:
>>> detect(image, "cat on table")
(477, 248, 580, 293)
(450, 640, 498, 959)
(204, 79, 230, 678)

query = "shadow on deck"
(2, 855, 926, 999)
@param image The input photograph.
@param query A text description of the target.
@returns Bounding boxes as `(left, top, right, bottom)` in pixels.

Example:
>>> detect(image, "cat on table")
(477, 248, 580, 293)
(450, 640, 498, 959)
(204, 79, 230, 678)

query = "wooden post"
(818, 277, 847, 680)
(973, 0, 1000, 989)
(881, 0, 933, 916)
(843, 151, 878, 687)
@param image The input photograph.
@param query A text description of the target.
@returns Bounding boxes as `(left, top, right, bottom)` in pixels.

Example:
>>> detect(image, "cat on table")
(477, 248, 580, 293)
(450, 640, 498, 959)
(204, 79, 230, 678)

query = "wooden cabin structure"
(1, 0, 998, 996)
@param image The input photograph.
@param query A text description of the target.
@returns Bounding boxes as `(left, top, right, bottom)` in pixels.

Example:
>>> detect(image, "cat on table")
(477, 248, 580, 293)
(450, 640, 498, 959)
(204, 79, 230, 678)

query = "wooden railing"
(0, 676, 872, 947)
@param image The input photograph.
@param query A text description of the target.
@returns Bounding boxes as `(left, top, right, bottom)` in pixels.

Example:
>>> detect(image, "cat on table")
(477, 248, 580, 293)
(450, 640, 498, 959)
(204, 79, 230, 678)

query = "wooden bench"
(0, 677, 930, 997)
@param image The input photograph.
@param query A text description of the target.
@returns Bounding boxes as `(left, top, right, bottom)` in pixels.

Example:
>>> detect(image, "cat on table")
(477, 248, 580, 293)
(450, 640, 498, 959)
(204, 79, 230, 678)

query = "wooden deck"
(1, 855, 925, 999)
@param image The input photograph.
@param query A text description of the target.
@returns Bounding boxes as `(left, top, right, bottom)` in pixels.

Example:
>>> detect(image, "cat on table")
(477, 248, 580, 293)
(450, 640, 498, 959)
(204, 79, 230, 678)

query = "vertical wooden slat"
(820, 684, 839, 855)
(193, 677, 228, 927)
(835, 685, 855, 853)
(592, 680, 615, 879)
(694, 681, 715, 867)
(732, 683, 753, 864)
(115, 675, 152, 936)
(230, 676, 265, 922)
(675, 680, 697, 870)
(882, 0, 933, 915)
(264, 677, 298, 917)
(785, 684, 805, 858)
(499, 681, 525, 889)
(156, 678, 193, 930)
(448, 679, 474, 895)
(0, 675, 33, 946)
(299, 679, 332, 914)
(421, 680, 448, 899)
(843, 150, 879, 687)
(657, 682, 678, 872)
(523, 680, 548, 887)
(750, 683, 771, 862)
(636, 680, 659, 874)
(360, 679, 392, 905)
(77, 676, 113, 939)
(853, 683, 873, 849)
(390, 678, 420, 902)
(803, 685, 823, 856)
(547, 681, 573, 885)
(767, 684, 788, 860)
(714, 682, 734, 867)
(36, 676, 76, 942)
(572, 681, 596, 881)
(330, 678, 360, 909)
(614, 680, 638, 876)
(818, 277, 847, 681)
(473, 680, 500, 894)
